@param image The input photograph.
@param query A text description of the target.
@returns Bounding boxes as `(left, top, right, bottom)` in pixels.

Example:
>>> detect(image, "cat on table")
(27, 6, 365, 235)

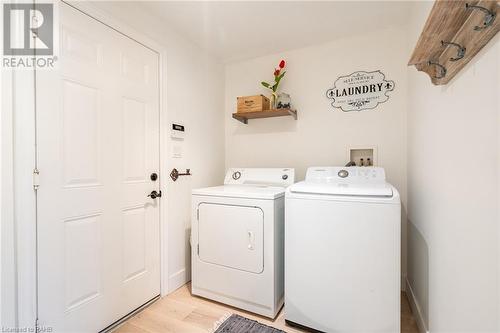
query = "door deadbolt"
(150, 173, 158, 181)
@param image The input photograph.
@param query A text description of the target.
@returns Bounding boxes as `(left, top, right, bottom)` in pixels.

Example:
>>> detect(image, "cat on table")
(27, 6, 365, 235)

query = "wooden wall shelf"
(408, 0, 499, 85)
(232, 108, 298, 124)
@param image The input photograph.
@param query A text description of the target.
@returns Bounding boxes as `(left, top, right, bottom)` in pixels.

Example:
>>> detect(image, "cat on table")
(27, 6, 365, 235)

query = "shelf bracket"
(287, 109, 298, 120)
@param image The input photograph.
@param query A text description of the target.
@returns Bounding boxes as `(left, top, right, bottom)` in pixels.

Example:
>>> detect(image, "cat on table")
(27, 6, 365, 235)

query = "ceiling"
(111, 1, 413, 63)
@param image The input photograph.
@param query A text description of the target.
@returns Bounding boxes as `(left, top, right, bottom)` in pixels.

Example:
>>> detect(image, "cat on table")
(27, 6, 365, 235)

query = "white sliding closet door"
(36, 3, 160, 332)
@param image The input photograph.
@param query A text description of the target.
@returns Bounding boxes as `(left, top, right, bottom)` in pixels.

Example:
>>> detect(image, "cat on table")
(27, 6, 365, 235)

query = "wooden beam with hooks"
(408, 0, 499, 85)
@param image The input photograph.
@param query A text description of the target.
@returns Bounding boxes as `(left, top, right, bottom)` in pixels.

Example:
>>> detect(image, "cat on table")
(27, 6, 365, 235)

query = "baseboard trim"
(168, 268, 188, 293)
(401, 273, 407, 291)
(405, 278, 429, 333)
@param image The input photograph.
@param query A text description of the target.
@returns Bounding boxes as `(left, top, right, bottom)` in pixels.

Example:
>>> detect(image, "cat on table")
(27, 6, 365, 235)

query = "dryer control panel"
(305, 167, 386, 184)
(224, 168, 295, 187)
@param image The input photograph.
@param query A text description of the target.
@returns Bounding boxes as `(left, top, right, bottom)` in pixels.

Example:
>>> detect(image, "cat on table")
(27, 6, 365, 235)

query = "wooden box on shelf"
(237, 95, 270, 113)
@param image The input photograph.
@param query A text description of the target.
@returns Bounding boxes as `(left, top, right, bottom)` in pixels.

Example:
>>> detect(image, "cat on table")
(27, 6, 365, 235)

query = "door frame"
(3, 0, 170, 329)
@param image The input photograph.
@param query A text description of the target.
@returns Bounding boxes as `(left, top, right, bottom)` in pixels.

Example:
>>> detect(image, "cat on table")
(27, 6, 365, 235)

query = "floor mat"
(214, 314, 286, 333)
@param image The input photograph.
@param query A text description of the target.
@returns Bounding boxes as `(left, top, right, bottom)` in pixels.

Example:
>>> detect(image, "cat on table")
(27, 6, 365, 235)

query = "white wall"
(163, 40, 225, 291)
(406, 2, 500, 332)
(224, 26, 408, 283)
(79, 2, 226, 293)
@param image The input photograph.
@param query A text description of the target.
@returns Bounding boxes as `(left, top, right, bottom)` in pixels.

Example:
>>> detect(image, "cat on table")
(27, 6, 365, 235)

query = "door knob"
(148, 190, 162, 199)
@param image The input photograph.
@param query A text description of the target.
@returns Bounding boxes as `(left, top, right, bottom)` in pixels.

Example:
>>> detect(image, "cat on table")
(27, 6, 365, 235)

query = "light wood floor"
(114, 283, 420, 333)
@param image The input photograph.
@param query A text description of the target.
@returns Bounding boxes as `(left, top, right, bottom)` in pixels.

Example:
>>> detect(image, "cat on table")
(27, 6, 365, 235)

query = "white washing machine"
(285, 167, 400, 332)
(191, 168, 295, 318)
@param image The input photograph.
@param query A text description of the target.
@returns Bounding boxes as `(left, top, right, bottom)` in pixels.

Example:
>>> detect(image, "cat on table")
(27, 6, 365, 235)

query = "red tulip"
(274, 69, 280, 76)
(279, 60, 285, 69)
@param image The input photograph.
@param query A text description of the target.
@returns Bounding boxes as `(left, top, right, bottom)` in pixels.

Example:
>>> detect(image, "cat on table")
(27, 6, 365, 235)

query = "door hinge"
(197, 244, 199, 255)
(197, 209, 199, 221)
(33, 168, 40, 190)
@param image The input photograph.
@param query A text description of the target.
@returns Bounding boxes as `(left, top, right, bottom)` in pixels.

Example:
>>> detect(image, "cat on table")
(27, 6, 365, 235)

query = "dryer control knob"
(338, 170, 349, 178)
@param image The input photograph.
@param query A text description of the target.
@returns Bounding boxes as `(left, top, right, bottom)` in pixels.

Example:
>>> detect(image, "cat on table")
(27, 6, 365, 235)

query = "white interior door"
(36, 3, 160, 332)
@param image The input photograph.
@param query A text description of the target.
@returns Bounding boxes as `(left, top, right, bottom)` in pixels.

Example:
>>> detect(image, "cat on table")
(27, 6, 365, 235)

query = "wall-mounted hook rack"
(408, 0, 499, 85)
(170, 168, 191, 181)
(441, 40, 466, 61)
(465, 3, 496, 30)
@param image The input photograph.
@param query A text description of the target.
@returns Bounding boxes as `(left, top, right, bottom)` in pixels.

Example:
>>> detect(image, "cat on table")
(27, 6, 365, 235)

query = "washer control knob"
(282, 174, 288, 180)
(232, 171, 241, 180)
(338, 170, 349, 178)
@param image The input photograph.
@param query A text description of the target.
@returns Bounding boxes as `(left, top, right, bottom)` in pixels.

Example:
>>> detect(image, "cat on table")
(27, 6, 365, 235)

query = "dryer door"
(198, 203, 264, 274)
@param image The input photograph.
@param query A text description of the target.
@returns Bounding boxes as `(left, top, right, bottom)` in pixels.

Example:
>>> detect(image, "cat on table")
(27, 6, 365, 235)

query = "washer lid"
(192, 184, 286, 200)
(289, 181, 393, 197)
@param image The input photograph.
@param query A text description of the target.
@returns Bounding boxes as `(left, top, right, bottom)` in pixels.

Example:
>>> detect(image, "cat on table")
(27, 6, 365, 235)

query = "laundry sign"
(326, 70, 395, 112)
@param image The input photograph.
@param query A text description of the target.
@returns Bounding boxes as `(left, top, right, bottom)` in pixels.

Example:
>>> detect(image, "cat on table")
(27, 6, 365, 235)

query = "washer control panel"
(306, 167, 386, 183)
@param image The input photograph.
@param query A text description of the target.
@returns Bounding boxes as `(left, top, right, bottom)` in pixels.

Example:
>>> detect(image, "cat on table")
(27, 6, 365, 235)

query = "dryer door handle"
(247, 231, 255, 250)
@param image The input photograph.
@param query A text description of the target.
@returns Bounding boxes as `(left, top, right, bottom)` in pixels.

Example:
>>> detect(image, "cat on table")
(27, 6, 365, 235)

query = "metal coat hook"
(465, 3, 496, 30)
(170, 168, 191, 181)
(428, 60, 447, 79)
(441, 40, 466, 61)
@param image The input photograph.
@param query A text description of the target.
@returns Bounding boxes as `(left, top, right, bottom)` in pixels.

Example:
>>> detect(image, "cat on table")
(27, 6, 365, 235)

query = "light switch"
(172, 144, 182, 158)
